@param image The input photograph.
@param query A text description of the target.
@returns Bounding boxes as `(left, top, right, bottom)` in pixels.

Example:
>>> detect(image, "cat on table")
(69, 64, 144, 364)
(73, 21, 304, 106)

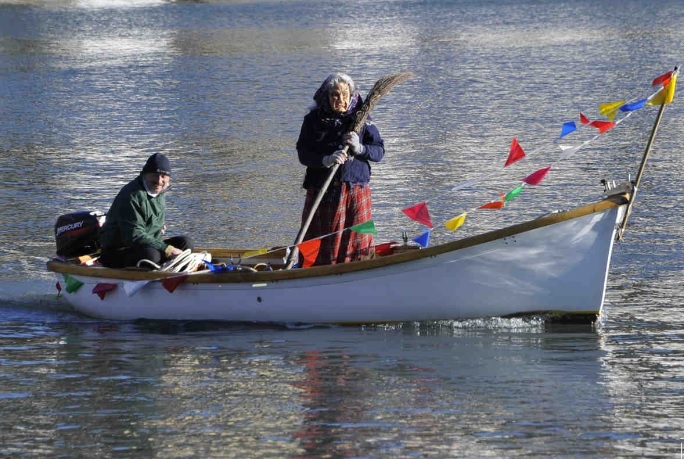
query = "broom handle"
(285, 148, 347, 269)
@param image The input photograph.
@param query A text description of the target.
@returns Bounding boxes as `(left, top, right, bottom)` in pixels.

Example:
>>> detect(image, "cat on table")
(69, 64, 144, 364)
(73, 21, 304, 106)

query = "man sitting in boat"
(98, 153, 193, 269)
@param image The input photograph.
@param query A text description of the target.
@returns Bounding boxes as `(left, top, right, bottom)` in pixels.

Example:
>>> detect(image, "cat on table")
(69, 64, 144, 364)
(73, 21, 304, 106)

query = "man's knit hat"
(142, 153, 171, 176)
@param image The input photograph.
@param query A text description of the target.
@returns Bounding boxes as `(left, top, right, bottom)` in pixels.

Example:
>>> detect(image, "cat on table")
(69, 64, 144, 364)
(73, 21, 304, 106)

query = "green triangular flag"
(350, 220, 378, 235)
(504, 184, 524, 202)
(63, 274, 84, 294)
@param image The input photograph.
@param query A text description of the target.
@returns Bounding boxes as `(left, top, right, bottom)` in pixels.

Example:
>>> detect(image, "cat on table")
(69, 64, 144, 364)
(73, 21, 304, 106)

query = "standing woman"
(296, 73, 385, 265)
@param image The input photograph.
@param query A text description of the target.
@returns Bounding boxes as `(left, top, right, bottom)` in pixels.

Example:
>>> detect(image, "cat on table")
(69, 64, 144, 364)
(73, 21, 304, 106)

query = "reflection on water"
(0, 320, 617, 458)
(1, 308, 683, 457)
(1, 0, 684, 457)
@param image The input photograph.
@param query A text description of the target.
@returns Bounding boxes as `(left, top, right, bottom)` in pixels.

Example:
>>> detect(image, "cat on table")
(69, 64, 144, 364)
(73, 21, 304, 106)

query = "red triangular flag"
(162, 274, 188, 293)
(504, 138, 526, 167)
(652, 70, 673, 87)
(297, 238, 321, 268)
(374, 241, 397, 257)
(523, 166, 552, 186)
(579, 112, 591, 125)
(589, 120, 615, 134)
(92, 282, 117, 300)
(402, 202, 433, 228)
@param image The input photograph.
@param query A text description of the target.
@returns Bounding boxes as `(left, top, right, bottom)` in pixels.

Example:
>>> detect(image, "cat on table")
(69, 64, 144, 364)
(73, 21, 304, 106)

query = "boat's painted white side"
(54, 204, 625, 324)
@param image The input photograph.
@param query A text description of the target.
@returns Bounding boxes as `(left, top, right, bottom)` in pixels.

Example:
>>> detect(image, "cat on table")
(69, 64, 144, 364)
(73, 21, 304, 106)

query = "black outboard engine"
(54, 211, 105, 257)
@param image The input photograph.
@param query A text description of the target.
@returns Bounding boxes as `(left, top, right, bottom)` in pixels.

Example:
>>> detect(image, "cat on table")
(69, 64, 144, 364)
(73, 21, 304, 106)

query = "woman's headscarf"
(311, 73, 360, 115)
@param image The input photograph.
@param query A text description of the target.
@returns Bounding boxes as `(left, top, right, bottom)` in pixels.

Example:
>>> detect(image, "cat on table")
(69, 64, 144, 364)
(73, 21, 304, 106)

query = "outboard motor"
(54, 211, 105, 257)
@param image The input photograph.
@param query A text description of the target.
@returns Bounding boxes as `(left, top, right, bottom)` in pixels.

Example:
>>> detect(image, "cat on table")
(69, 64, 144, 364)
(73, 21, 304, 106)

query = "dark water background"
(1, 0, 683, 457)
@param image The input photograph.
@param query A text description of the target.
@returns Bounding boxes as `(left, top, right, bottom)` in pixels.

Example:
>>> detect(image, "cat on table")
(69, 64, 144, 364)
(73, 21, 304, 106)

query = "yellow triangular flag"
(599, 100, 625, 121)
(444, 213, 467, 231)
(649, 73, 677, 106)
(241, 248, 269, 258)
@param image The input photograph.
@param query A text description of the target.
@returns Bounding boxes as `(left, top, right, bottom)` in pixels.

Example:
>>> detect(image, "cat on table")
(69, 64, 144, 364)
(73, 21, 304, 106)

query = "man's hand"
(165, 245, 183, 258)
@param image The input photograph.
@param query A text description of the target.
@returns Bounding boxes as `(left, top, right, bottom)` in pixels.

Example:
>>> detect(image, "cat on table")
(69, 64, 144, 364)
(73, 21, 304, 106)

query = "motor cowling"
(54, 211, 106, 257)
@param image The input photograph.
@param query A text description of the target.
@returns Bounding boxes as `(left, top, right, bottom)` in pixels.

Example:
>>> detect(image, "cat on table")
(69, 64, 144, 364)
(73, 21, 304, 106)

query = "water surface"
(1, 0, 683, 457)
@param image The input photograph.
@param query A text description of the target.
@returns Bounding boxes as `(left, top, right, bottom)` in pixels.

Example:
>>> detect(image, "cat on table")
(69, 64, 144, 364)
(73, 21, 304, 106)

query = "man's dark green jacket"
(99, 175, 168, 252)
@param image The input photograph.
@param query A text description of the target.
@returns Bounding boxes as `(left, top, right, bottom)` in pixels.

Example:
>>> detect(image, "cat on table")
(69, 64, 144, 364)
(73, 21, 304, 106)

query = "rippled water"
(1, 0, 683, 457)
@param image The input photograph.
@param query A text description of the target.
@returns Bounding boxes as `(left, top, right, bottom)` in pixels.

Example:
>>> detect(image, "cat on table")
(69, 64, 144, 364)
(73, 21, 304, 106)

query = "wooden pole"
(617, 70, 675, 239)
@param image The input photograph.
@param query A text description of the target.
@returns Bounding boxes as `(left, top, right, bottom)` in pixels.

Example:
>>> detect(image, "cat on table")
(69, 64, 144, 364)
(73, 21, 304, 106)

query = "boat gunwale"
(46, 193, 628, 283)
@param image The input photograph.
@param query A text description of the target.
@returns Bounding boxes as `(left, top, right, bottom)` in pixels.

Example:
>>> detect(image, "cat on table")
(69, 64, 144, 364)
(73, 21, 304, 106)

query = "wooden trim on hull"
(47, 193, 629, 284)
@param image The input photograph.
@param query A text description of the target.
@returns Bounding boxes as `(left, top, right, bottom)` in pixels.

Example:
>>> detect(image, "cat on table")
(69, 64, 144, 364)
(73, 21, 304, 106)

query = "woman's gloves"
(344, 132, 365, 156)
(322, 150, 348, 168)
(321, 132, 364, 168)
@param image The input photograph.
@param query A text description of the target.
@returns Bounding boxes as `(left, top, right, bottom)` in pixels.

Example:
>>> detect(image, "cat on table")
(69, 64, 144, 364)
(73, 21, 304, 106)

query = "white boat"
(47, 192, 629, 324)
(46, 69, 677, 325)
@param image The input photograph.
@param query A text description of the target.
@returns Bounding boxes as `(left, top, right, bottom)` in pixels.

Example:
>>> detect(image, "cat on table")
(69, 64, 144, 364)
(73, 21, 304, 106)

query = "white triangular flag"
(558, 144, 581, 161)
(451, 179, 478, 192)
(123, 280, 149, 297)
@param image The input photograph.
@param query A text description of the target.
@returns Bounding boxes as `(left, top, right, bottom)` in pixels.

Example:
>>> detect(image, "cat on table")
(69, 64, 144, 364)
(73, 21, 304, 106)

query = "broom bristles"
(351, 71, 413, 133)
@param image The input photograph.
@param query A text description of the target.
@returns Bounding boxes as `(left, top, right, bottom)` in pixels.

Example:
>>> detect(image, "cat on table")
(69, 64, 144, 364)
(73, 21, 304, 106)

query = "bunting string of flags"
(241, 68, 678, 262)
(55, 68, 679, 284)
(403, 68, 678, 241)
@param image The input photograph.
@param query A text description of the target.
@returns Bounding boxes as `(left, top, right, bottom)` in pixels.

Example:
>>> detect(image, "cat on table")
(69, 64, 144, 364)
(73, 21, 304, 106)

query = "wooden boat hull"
(47, 195, 628, 324)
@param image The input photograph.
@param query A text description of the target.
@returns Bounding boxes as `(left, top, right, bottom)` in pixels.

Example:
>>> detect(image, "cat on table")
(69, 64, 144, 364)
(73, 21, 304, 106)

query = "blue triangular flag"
(204, 260, 233, 273)
(559, 121, 577, 138)
(620, 99, 646, 112)
(412, 230, 431, 248)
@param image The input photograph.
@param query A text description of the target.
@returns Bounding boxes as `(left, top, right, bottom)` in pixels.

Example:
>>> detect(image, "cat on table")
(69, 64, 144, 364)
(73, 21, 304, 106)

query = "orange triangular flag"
(652, 70, 673, 87)
(478, 201, 505, 210)
(649, 72, 677, 106)
(402, 202, 433, 228)
(162, 274, 188, 293)
(589, 120, 616, 133)
(478, 193, 506, 210)
(297, 238, 321, 268)
(504, 138, 526, 167)
(523, 166, 552, 186)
